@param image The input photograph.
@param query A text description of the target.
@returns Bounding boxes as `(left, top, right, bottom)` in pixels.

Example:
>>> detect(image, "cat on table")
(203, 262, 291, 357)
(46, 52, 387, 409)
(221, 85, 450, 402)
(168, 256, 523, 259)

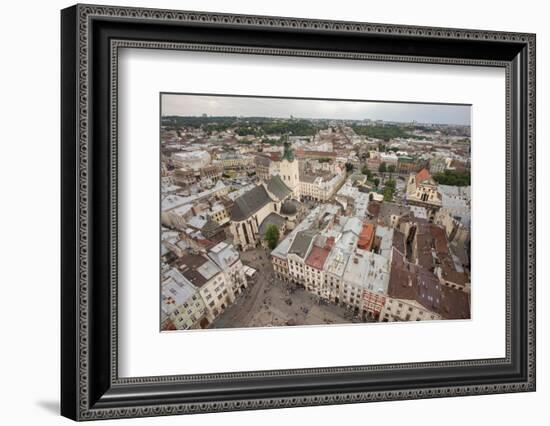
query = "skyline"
(162, 94, 471, 126)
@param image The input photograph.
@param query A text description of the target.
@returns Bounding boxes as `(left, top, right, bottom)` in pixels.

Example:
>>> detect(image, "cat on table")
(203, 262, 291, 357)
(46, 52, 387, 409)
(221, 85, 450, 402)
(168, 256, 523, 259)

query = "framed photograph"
(61, 4, 536, 421)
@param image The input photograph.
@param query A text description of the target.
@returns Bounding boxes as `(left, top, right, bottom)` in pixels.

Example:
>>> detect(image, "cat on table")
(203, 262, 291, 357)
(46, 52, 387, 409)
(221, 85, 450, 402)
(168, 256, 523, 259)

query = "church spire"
(282, 139, 294, 162)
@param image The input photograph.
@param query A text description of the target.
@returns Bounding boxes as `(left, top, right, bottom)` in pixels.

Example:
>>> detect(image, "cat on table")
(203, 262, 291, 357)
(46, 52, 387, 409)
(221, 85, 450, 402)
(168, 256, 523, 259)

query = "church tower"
(279, 140, 300, 197)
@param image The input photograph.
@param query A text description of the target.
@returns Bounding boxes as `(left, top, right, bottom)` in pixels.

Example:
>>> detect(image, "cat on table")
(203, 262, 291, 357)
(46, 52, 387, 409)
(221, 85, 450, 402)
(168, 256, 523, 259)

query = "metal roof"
(230, 184, 272, 221)
(266, 175, 292, 201)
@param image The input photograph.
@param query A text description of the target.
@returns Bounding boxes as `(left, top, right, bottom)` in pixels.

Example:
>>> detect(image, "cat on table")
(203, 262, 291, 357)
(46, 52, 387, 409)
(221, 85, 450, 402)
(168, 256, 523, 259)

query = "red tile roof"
(387, 248, 470, 320)
(358, 222, 375, 251)
(295, 150, 337, 159)
(305, 245, 331, 270)
(416, 168, 431, 183)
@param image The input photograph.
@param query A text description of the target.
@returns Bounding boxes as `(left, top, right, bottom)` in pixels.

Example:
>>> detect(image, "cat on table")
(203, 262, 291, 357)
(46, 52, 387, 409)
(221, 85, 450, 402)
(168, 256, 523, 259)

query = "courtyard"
(210, 248, 366, 329)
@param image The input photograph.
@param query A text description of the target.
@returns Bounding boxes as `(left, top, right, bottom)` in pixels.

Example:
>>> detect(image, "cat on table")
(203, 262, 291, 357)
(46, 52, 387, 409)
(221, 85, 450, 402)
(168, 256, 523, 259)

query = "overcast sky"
(161, 94, 471, 126)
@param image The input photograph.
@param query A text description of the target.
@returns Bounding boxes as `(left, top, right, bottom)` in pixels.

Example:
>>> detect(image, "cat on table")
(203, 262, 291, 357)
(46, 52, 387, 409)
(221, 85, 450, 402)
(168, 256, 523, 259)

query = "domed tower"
(280, 199, 300, 230)
(279, 140, 300, 197)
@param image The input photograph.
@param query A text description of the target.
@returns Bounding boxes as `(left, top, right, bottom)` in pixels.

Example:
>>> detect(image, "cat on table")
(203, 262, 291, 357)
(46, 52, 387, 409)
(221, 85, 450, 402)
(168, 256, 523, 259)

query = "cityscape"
(160, 94, 471, 331)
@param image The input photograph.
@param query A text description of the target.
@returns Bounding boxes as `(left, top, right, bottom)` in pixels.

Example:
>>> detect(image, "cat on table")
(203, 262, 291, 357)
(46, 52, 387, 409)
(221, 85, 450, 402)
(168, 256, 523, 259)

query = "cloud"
(161, 94, 470, 125)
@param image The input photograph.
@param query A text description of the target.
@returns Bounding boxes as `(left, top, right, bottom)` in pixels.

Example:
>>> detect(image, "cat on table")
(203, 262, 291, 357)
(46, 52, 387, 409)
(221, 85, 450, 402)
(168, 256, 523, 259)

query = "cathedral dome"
(281, 199, 299, 216)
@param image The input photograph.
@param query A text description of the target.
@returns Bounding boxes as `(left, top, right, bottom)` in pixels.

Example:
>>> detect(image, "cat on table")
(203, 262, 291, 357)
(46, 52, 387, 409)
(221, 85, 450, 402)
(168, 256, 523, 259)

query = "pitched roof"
(305, 245, 331, 270)
(202, 218, 221, 233)
(176, 254, 218, 287)
(387, 248, 470, 319)
(367, 201, 381, 218)
(266, 175, 292, 201)
(230, 185, 272, 221)
(379, 202, 410, 219)
(392, 229, 406, 253)
(254, 155, 271, 167)
(358, 222, 375, 250)
(289, 230, 316, 259)
(416, 168, 432, 183)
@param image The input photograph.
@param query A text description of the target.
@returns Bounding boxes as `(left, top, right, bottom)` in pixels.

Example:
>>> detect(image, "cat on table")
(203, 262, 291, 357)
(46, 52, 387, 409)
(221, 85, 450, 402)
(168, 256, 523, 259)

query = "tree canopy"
(361, 165, 372, 179)
(264, 225, 280, 250)
(433, 170, 471, 186)
(352, 124, 428, 141)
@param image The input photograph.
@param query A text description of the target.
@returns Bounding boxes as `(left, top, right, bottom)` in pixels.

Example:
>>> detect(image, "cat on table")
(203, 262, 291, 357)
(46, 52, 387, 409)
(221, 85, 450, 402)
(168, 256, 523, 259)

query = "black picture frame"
(61, 4, 536, 421)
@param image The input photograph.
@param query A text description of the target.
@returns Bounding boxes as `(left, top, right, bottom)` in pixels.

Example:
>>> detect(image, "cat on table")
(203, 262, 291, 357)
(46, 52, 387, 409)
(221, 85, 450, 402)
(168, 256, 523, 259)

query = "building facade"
(405, 168, 443, 215)
(279, 141, 300, 197)
(229, 175, 294, 250)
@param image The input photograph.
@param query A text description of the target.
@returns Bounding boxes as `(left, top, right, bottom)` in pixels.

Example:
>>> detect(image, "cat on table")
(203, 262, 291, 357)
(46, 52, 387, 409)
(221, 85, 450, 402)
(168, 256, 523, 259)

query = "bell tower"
(280, 140, 300, 197)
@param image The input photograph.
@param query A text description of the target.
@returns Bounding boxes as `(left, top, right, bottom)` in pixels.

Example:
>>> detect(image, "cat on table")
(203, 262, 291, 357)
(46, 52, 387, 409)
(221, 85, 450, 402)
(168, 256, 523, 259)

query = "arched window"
(241, 222, 250, 245)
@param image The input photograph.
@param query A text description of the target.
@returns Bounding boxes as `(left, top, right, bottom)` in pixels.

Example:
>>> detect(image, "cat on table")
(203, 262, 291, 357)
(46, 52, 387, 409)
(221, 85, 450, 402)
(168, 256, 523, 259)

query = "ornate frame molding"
(61, 4, 536, 421)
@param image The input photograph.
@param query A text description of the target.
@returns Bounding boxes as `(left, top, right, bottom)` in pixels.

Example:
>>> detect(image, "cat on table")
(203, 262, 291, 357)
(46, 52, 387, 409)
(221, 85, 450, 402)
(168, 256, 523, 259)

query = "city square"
(159, 94, 471, 331)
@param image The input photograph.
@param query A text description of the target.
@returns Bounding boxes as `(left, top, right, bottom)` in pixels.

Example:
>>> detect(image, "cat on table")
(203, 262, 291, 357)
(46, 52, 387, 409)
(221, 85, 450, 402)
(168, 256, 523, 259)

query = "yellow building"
(405, 168, 442, 214)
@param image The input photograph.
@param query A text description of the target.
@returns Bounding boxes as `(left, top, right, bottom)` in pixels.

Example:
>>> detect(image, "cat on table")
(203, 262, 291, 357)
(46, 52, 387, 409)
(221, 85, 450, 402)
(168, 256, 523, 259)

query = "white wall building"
(208, 242, 248, 296)
(161, 268, 207, 330)
(172, 150, 211, 170)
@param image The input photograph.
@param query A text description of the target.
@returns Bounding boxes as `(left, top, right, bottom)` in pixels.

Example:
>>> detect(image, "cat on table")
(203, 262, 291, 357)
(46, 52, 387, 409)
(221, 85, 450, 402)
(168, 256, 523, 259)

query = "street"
(210, 248, 360, 329)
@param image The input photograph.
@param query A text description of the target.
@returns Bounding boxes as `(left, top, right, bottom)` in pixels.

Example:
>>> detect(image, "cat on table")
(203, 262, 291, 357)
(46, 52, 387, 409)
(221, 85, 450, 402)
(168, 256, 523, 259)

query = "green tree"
(383, 187, 394, 202)
(385, 178, 396, 189)
(373, 177, 380, 188)
(264, 225, 280, 250)
(433, 170, 471, 186)
(345, 162, 354, 173)
(382, 178, 396, 201)
(361, 165, 372, 179)
(379, 162, 387, 173)
(388, 164, 396, 174)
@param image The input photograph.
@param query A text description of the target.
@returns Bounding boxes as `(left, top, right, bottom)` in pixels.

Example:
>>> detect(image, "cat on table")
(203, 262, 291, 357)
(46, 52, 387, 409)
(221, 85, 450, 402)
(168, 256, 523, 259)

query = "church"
(229, 173, 300, 250)
(278, 141, 301, 198)
(229, 142, 306, 250)
(405, 168, 442, 218)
